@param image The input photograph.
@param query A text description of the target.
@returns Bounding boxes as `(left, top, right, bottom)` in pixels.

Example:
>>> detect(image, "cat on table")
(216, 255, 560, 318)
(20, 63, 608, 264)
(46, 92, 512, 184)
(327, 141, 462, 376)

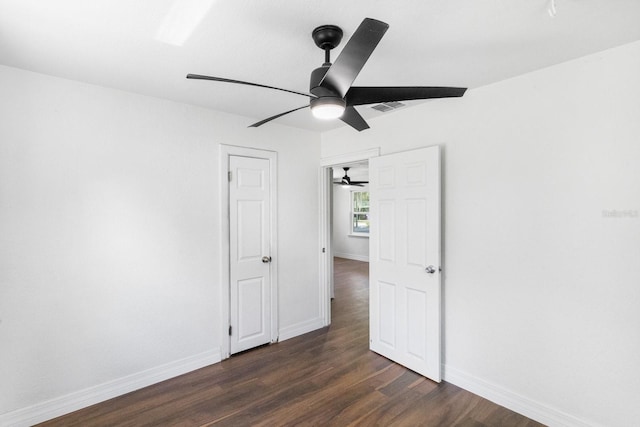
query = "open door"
(369, 146, 442, 381)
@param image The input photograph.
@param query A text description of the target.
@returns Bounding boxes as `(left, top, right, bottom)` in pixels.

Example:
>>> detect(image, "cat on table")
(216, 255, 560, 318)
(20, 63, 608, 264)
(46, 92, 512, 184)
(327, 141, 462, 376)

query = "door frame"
(319, 148, 380, 326)
(220, 144, 278, 359)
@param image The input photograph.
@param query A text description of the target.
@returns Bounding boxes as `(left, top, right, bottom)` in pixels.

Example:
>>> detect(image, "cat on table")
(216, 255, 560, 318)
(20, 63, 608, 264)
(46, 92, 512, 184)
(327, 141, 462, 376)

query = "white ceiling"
(2, 0, 640, 133)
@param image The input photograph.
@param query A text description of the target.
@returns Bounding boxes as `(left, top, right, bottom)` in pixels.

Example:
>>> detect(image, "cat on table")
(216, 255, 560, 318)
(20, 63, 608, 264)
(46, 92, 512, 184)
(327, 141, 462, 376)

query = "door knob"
(262, 256, 272, 263)
(425, 265, 436, 274)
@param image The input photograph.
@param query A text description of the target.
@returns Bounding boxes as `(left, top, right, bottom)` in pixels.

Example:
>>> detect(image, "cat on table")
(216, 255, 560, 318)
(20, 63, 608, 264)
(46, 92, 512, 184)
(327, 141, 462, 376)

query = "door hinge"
(322, 247, 326, 253)
(229, 325, 232, 336)
(228, 171, 232, 182)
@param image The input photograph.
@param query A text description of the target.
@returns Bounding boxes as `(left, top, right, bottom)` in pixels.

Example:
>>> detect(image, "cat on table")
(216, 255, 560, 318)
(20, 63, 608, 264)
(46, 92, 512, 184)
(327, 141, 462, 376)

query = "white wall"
(321, 41, 640, 427)
(0, 65, 321, 423)
(332, 183, 369, 261)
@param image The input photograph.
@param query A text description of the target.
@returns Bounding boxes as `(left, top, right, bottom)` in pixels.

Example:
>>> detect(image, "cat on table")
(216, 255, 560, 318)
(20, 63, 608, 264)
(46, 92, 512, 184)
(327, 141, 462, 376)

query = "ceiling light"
(310, 97, 346, 120)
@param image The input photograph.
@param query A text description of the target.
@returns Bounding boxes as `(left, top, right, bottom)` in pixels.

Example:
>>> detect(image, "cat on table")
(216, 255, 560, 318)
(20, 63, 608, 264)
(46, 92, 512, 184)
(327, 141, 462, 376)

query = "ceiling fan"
(187, 18, 467, 131)
(334, 167, 368, 187)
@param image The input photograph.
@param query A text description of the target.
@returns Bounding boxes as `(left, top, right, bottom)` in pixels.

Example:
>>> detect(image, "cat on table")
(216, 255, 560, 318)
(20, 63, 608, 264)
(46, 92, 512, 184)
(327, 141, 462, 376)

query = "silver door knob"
(425, 265, 436, 274)
(262, 256, 272, 263)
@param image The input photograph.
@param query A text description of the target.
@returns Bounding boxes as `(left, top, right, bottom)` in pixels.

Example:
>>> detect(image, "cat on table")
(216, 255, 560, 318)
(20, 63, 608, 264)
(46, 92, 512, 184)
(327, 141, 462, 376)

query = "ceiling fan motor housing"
(310, 64, 330, 93)
(310, 67, 346, 119)
(310, 64, 329, 86)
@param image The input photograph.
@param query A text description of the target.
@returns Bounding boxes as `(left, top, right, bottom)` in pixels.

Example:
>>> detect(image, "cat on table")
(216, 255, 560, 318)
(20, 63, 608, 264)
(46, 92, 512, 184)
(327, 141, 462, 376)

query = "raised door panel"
(369, 146, 441, 381)
(229, 155, 271, 354)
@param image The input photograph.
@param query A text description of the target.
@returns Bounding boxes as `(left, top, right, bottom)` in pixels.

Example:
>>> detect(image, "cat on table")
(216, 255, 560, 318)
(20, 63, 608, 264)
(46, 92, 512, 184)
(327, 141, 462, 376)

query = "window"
(351, 190, 370, 235)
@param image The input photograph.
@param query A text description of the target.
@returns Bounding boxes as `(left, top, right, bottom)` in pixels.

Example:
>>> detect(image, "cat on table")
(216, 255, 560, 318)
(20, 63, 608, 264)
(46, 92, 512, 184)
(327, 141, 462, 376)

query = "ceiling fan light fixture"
(310, 97, 346, 120)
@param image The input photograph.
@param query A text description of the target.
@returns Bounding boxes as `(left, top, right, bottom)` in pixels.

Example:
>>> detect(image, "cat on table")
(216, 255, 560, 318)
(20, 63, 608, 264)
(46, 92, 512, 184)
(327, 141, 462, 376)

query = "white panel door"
(229, 155, 271, 354)
(369, 146, 442, 381)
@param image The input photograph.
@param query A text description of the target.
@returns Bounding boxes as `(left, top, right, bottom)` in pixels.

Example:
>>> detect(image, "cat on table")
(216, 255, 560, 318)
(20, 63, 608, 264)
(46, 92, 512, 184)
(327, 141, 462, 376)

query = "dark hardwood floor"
(40, 257, 543, 426)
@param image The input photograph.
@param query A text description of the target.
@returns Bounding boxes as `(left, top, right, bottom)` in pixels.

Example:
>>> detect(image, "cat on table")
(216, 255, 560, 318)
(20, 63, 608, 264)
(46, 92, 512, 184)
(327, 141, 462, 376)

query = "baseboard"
(1, 349, 222, 427)
(278, 317, 325, 342)
(334, 252, 369, 262)
(443, 365, 597, 427)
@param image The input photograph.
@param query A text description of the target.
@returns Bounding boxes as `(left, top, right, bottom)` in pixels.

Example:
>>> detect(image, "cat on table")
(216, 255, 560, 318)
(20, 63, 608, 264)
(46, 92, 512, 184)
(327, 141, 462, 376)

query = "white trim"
(219, 144, 279, 359)
(319, 148, 379, 326)
(0, 349, 221, 427)
(278, 317, 326, 342)
(443, 365, 599, 427)
(318, 166, 333, 322)
(334, 252, 369, 262)
(320, 148, 380, 167)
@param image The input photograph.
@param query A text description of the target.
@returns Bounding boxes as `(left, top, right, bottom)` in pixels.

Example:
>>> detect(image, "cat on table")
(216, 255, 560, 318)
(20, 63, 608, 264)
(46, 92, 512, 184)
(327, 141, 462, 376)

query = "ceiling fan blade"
(249, 105, 309, 128)
(350, 181, 369, 185)
(340, 106, 370, 132)
(333, 181, 364, 187)
(186, 74, 314, 99)
(346, 86, 467, 106)
(318, 18, 389, 98)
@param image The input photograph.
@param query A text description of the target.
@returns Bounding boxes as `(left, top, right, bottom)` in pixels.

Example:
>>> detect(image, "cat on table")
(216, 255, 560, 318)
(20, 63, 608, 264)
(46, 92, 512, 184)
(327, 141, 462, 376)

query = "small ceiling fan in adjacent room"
(334, 167, 368, 187)
(186, 18, 467, 131)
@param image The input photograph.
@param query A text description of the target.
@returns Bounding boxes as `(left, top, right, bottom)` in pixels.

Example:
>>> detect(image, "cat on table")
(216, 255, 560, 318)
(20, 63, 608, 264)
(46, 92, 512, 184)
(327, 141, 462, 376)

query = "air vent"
(371, 101, 406, 112)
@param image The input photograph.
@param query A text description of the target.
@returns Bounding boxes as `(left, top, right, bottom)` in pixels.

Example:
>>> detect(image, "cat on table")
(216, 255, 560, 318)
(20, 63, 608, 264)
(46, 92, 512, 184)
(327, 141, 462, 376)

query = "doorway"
(332, 166, 370, 263)
(320, 146, 443, 382)
(319, 148, 379, 325)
